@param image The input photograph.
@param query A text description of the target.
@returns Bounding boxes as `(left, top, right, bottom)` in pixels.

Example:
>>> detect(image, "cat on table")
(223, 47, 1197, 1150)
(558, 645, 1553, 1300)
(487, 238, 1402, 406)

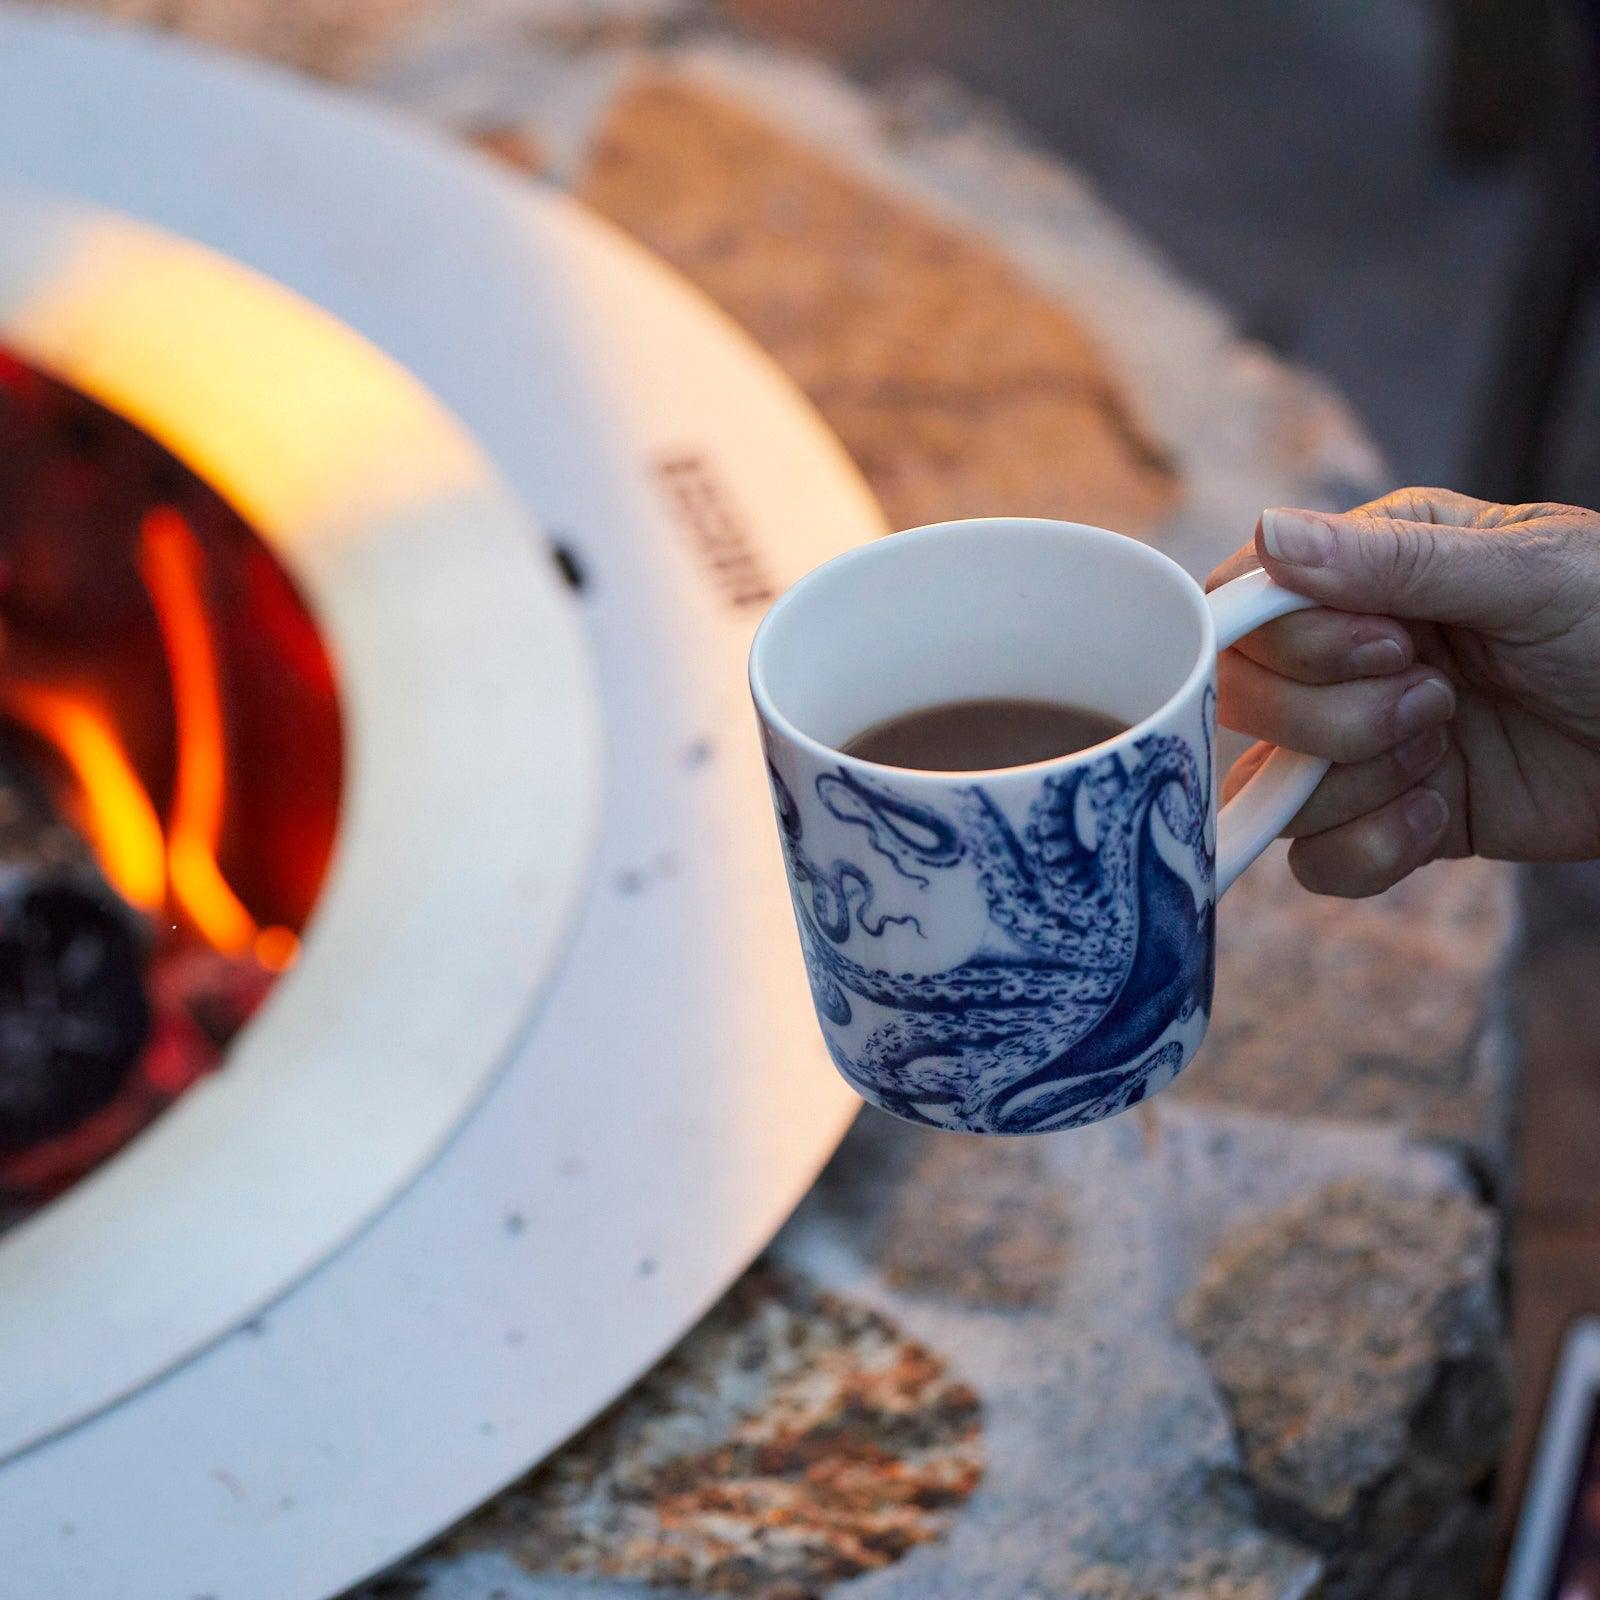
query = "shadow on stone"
(818, 1108, 1073, 1310)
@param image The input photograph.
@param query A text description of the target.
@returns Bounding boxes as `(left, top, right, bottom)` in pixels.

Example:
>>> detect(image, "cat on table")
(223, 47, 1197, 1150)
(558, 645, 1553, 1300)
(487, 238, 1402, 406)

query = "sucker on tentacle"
(781, 729, 1214, 1133)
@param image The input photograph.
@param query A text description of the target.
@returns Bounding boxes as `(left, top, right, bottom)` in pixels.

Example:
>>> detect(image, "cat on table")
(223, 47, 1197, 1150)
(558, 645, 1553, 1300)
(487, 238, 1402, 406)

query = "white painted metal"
(0, 9, 884, 1597)
(0, 183, 606, 1466)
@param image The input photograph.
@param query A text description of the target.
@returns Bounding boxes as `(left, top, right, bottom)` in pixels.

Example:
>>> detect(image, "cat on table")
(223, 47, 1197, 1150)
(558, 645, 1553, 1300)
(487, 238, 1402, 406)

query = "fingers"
(1252, 504, 1543, 629)
(1227, 608, 1414, 684)
(1223, 729, 1449, 835)
(1287, 786, 1450, 898)
(1206, 532, 1417, 683)
(1206, 542, 1267, 592)
(1347, 486, 1505, 529)
(1202, 485, 1500, 596)
(1224, 737, 1453, 895)
(1218, 649, 1455, 764)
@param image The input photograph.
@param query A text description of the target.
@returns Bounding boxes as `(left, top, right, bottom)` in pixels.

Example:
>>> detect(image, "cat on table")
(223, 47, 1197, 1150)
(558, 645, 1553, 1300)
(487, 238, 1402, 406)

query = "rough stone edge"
(379, 6, 1390, 578)
(613, 36, 1389, 574)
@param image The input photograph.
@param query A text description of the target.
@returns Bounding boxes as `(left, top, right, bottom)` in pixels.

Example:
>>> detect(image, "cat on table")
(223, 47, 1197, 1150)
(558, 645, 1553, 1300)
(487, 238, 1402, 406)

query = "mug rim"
(748, 516, 1218, 783)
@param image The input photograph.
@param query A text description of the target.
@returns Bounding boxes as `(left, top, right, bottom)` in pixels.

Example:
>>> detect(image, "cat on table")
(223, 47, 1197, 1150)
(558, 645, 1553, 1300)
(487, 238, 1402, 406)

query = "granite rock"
(53, 0, 436, 79)
(577, 72, 1181, 535)
(441, 1265, 983, 1598)
(818, 1110, 1072, 1310)
(1180, 1176, 1509, 1596)
(1181, 848, 1519, 1185)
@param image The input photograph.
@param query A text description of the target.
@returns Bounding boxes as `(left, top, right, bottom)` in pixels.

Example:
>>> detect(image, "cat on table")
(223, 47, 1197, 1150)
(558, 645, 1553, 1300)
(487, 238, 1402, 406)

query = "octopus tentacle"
(1005, 1041, 1185, 1134)
(782, 720, 1213, 1133)
(816, 768, 962, 886)
(957, 780, 1135, 967)
(792, 854, 923, 943)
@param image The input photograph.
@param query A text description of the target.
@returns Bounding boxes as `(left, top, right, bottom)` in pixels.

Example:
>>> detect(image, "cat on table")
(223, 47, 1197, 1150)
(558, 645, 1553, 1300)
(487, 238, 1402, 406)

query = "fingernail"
(1351, 637, 1407, 675)
(1261, 507, 1333, 566)
(1403, 787, 1449, 844)
(1396, 727, 1448, 776)
(1394, 676, 1456, 736)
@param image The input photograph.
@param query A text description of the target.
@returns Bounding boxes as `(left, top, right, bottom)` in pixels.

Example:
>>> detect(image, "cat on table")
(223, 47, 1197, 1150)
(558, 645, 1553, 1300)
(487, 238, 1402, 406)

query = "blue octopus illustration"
(771, 706, 1215, 1134)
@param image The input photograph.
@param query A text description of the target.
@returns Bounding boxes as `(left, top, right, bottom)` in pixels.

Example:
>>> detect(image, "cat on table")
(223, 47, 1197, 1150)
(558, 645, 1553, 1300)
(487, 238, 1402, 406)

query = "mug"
(748, 517, 1327, 1135)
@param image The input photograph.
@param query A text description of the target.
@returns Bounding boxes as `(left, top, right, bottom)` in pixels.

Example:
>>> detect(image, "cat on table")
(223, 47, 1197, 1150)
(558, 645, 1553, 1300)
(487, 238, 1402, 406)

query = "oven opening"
(0, 349, 343, 1226)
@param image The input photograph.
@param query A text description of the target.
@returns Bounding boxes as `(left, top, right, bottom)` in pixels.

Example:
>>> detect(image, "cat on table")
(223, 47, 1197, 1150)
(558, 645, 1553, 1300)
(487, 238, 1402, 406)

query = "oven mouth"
(0, 185, 602, 1469)
(0, 348, 344, 1216)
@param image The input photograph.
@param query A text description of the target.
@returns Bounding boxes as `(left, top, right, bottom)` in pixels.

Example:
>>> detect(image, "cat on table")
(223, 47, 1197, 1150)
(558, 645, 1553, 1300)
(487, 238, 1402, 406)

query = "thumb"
(1256, 505, 1526, 628)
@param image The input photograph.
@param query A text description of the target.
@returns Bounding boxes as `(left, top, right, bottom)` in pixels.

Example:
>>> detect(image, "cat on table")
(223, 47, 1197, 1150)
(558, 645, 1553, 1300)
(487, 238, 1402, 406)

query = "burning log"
(0, 348, 334, 1212)
(0, 742, 150, 1155)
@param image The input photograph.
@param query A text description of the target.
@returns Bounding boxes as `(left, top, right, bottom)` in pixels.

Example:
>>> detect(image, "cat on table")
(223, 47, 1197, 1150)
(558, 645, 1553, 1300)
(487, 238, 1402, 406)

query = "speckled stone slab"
(48, 0, 441, 79)
(44, 2, 1521, 1594)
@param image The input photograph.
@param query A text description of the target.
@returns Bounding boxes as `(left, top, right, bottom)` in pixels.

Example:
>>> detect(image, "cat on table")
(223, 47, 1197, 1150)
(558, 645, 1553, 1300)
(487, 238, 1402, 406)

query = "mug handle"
(1205, 568, 1330, 895)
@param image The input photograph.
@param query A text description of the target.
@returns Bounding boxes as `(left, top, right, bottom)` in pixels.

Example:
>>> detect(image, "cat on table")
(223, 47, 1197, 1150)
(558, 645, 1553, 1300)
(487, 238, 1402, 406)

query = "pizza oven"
(0, 14, 882, 1597)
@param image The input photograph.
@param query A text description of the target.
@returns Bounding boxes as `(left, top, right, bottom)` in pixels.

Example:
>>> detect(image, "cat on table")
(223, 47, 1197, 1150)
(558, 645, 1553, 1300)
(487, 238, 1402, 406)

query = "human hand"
(1207, 487, 1600, 896)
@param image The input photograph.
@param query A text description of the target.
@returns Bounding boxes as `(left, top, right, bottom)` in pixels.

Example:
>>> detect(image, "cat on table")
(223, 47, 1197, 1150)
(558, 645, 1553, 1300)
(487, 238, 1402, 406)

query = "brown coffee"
(841, 697, 1129, 772)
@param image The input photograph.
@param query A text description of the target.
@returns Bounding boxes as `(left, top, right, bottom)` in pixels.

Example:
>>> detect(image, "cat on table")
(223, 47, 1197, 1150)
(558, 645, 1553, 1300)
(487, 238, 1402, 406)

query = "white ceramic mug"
(749, 517, 1327, 1134)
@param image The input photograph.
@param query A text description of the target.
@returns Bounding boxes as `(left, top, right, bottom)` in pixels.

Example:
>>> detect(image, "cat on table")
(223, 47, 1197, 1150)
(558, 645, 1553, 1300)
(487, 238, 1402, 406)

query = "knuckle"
(1205, 543, 1259, 592)
(1329, 702, 1387, 764)
(1288, 616, 1340, 676)
(1289, 813, 1412, 899)
(1287, 839, 1362, 898)
(1385, 522, 1440, 595)
(1282, 773, 1339, 837)
(1216, 653, 1280, 736)
(1351, 815, 1410, 887)
(1223, 744, 1271, 802)
(1215, 651, 1251, 716)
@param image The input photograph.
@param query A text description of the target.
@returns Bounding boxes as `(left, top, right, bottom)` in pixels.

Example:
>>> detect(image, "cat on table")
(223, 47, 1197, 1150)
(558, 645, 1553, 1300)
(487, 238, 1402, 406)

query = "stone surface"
(622, 43, 1384, 579)
(720, 0, 1534, 500)
(400, 1110, 1476, 1600)
(1183, 848, 1520, 1185)
(53, 0, 438, 79)
(817, 1110, 1072, 1311)
(576, 73, 1181, 536)
(436, 1266, 983, 1599)
(462, 120, 549, 176)
(382, 18, 1386, 577)
(1180, 1180, 1507, 1563)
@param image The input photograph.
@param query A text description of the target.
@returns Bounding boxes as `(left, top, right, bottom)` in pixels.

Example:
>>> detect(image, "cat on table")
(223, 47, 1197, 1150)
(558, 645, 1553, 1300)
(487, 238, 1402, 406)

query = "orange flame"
(253, 925, 301, 972)
(0, 685, 166, 912)
(138, 508, 258, 955)
(2, 507, 298, 966)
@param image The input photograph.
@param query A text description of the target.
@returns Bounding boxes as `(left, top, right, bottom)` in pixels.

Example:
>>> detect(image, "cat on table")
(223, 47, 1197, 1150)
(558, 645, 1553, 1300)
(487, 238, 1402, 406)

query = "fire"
(2, 506, 297, 964)
(0, 685, 166, 912)
(138, 508, 259, 954)
(253, 925, 301, 973)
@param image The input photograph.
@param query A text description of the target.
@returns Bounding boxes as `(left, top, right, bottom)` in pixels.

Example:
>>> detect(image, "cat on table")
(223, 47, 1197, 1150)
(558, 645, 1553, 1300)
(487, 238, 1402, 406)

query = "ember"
(0, 351, 341, 1212)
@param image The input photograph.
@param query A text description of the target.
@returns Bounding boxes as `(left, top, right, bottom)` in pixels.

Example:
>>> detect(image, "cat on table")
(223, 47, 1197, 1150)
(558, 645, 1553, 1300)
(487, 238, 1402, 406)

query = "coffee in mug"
(748, 517, 1328, 1135)
(841, 697, 1130, 771)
